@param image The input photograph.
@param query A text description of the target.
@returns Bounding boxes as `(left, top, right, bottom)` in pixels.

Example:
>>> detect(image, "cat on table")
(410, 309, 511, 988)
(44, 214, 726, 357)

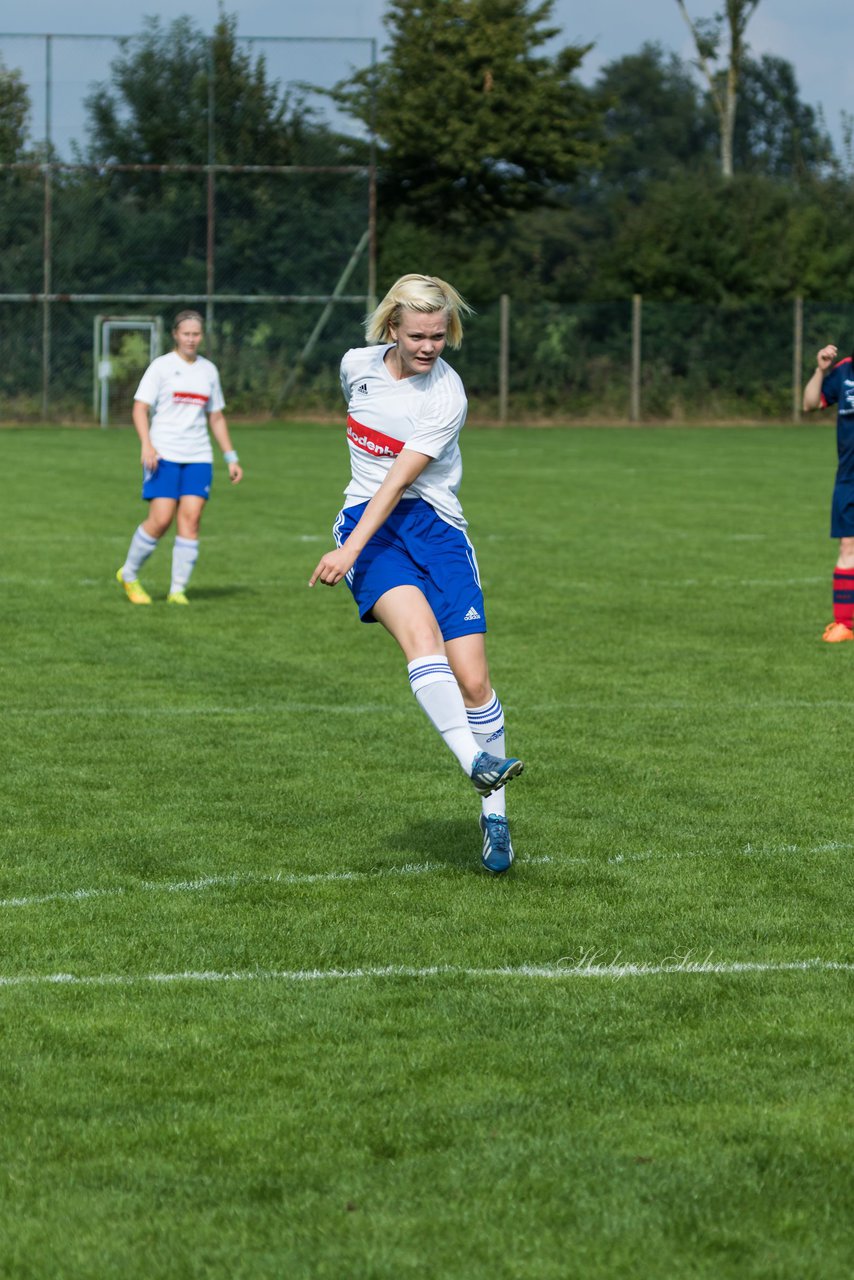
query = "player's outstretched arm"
(309, 447, 432, 587)
(803, 344, 838, 413)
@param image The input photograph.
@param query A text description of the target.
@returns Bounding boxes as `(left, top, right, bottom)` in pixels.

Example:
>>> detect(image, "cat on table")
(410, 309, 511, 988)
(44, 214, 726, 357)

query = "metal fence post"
(41, 34, 53, 420)
(499, 293, 509, 424)
(793, 296, 803, 424)
(630, 293, 642, 423)
(205, 39, 215, 345)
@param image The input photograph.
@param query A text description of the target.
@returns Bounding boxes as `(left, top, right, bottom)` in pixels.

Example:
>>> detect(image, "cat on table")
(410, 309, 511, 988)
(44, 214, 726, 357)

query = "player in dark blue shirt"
(803, 343, 854, 641)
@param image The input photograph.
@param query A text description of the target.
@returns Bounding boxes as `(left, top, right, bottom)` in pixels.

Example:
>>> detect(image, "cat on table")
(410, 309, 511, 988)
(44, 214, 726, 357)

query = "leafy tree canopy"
(592, 43, 716, 192)
(733, 55, 834, 180)
(0, 57, 30, 163)
(84, 10, 318, 166)
(332, 0, 602, 227)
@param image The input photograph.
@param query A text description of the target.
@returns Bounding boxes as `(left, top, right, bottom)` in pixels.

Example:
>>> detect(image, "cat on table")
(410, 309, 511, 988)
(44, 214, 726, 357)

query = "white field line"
(4, 704, 404, 717)
(8, 698, 854, 717)
(0, 841, 846, 913)
(0, 957, 851, 990)
(0, 858, 553, 910)
(605, 839, 854, 867)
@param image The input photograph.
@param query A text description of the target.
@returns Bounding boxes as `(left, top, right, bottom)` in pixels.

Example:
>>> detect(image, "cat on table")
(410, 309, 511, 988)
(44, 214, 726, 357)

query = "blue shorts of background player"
(333, 497, 487, 642)
(142, 459, 213, 503)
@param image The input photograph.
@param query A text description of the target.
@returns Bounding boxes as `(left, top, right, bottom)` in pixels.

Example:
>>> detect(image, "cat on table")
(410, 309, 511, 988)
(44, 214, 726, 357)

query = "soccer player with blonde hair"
(310, 274, 525, 873)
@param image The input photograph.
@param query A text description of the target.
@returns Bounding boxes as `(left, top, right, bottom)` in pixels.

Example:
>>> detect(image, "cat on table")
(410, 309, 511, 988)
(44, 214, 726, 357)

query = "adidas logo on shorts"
(356, 382, 368, 394)
(464, 606, 482, 621)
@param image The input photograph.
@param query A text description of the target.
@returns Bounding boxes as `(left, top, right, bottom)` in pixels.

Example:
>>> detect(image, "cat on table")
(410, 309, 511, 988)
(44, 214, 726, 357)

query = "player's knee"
(459, 675, 492, 706)
(144, 518, 169, 539)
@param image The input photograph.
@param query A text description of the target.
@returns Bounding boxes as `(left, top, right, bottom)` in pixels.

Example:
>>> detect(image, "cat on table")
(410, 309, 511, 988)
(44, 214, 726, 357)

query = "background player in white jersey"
(116, 310, 243, 605)
(309, 274, 524, 874)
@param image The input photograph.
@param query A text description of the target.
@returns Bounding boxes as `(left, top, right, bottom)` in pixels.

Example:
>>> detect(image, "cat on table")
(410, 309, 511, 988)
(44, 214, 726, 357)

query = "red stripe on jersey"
(346, 414, 403, 459)
(173, 391, 209, 404)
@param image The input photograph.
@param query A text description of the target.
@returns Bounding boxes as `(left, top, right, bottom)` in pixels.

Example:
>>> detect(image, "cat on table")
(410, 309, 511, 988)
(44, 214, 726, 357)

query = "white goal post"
(93, 315, 164, 426)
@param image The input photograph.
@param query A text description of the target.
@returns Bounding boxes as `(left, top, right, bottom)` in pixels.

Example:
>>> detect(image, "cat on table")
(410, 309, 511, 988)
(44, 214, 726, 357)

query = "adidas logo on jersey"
(356, 382, 368, 394)
(464, 606, 482, 621)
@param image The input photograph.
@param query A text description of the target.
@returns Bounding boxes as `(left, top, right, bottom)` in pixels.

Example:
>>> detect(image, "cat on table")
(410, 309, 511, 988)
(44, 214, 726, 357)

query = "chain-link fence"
(447, 297, 852, 423)
(2, 288, 849, 425)
(0, 29, 376, 421)
(2, 31, 852, 425)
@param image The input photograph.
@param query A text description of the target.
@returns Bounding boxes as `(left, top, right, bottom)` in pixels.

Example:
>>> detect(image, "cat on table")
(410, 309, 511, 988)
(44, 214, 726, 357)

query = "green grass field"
(1, 422, 852, 1279)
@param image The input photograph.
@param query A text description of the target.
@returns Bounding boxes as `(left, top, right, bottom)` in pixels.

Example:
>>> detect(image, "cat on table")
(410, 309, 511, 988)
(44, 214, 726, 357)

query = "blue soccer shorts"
(142, 459, 213, 502)
(334, 497, 487, 641)
(831, 481, 854, 537)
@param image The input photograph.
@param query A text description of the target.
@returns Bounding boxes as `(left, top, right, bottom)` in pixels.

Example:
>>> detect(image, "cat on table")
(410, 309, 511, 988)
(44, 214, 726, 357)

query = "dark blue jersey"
(821, 356, 854, 481)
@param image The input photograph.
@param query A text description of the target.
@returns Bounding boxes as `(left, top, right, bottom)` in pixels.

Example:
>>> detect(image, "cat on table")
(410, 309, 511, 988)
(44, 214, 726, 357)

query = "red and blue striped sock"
(832, 567, 854, 629)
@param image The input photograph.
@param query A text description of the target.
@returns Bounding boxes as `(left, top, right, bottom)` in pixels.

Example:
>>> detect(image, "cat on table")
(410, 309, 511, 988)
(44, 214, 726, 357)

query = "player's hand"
(817, 344, 838, 371)
(309, 546, 357, 587)
(228, 462, 243, 485)
(141, 443, 160, 472)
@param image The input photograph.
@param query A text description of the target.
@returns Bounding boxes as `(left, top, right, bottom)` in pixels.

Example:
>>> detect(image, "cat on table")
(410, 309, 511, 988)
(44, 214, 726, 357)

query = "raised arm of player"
(309, 447, 433, 587)
(803, 344, 838, 413)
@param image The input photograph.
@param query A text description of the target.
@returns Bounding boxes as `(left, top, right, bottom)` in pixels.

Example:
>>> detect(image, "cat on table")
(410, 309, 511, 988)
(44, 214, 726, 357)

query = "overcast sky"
(2, 1, 849, 155)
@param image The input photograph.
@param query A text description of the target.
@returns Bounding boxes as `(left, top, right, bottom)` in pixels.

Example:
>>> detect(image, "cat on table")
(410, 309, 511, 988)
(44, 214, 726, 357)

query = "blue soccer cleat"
(470, 750, 524, 797)
(480, 813, 515, 874)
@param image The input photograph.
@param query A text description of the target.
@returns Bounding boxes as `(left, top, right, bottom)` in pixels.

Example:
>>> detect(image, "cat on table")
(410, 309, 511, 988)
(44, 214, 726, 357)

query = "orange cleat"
(822, 622, 854, 643)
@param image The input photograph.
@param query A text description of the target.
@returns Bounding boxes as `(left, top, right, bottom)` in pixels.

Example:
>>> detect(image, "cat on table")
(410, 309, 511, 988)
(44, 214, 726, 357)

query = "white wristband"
(223, 450, 239, 464)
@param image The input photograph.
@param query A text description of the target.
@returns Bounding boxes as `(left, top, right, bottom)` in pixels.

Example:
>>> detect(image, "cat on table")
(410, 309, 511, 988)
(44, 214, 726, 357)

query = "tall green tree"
(733, 55, 833, 180)
(592, 43, 715, 193)
(79, 11, 362, 297)
(332, 0, 602, 227)
(0, 56, 29, 162)
(85, 10, 311, 166)
(674, 0, 761, 177)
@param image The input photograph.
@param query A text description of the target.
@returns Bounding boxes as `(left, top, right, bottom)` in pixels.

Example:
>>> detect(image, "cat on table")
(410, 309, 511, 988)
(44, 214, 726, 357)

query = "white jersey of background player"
(310, 274, 525, 874)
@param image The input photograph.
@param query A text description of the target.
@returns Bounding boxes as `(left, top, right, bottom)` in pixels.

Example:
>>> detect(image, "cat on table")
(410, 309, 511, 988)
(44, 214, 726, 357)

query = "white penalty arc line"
(0, 958, 851, 990)
(1, 840, 848, 911)
(0, 858, 553, 910)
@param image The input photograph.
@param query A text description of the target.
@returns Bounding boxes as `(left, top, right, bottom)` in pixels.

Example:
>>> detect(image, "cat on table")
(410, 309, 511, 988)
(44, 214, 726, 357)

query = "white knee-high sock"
(467, 691, 507, 818)
(408, 655, 480, 773)
(170, 536, 199, 593)
(121, 524, 158, 582)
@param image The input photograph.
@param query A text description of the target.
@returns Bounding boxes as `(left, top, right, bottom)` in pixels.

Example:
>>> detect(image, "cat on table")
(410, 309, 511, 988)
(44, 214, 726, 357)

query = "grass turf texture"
(1, 423, 852, 1279)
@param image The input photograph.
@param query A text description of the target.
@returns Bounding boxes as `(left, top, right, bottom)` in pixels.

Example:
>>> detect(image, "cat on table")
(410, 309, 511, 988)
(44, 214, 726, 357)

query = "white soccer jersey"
(134, 352, 225, 464)
(340, 344, 468, 529)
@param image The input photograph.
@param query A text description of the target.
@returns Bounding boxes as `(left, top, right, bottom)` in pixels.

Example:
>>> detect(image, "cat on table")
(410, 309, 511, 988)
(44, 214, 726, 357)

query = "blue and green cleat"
(470, 750, 524, 797)
(480, 812, 515, 874)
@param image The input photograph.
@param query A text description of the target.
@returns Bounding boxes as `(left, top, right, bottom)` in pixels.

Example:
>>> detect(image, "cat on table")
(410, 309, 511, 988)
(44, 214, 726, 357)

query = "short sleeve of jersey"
(134, 361, 161, 405)
(821, 367, 842, 408)
(340, 350, 357, 402)
(208, 366, 226, 413)
(406, 366, 467, 459)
